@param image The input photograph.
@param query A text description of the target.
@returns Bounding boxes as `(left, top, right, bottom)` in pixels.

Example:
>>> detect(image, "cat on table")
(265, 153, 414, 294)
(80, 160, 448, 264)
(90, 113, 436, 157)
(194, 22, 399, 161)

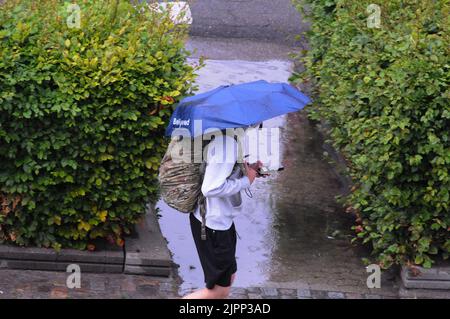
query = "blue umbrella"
(165, 80, 311, 137)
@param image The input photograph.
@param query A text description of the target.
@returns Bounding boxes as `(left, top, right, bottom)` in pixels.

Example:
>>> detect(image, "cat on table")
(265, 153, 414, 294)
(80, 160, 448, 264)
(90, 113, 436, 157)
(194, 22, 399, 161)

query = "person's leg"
(183, 285, 229, 299)
(230, 272, 236, 285)
(183, 272, 236, 299)
(185, 215, 237, 299)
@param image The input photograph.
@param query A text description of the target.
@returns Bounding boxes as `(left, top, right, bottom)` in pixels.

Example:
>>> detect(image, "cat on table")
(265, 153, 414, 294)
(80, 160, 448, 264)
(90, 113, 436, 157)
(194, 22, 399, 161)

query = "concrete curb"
(0, 240, 124, 274)
(400, 263, 450, 291)
(399, 283, 450, 299)
(0, 204, 173, 277)
(124, 205, 172, 277)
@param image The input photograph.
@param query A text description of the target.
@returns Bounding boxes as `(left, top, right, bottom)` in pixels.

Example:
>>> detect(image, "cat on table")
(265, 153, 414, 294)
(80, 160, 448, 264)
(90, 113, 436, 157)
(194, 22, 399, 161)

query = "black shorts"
(189, 213, 237, 289)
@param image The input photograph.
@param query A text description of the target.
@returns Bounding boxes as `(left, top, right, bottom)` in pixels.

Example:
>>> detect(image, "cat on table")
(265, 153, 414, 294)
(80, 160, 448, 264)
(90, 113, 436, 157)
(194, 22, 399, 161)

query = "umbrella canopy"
(165, 80, 311, 137)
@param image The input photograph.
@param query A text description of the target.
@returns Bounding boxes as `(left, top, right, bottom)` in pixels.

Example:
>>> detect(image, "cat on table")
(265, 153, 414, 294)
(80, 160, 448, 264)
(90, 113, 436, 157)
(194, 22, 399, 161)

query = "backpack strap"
(198, 138, 210, 241)
(198, 195, 207, 240)
(235, 134, 247, 177)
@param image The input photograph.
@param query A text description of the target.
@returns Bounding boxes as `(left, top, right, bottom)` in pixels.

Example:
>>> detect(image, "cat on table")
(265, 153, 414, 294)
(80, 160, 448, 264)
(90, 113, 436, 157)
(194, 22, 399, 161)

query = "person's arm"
(201, 137, 251, 198)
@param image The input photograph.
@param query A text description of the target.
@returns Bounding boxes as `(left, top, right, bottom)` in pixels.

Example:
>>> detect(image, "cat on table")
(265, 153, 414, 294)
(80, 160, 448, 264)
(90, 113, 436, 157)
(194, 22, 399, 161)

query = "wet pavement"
(0, 269, 178, 299)
(188, 0, 308, 44)
(186, 36, 302, 61)
(157, 53, 400, 297)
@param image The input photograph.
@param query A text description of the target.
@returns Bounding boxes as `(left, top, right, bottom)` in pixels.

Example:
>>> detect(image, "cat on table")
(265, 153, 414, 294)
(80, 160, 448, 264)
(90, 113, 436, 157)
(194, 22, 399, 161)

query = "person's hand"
(244, 161, 258, 184)
(244, 161, 264, 184)
(248, 160, 263, 173)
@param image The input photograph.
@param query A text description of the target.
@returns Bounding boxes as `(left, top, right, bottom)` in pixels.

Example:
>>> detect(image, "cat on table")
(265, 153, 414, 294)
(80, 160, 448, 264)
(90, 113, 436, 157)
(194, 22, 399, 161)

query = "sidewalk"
(0, 268, 399, 299)
(0, 269, 178, 299)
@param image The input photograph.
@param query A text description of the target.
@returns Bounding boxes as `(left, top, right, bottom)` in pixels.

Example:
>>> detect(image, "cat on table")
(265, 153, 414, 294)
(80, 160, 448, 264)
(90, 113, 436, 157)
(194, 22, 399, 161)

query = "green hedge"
(292, 0, 449, 268)
(0, 0, 198, 249)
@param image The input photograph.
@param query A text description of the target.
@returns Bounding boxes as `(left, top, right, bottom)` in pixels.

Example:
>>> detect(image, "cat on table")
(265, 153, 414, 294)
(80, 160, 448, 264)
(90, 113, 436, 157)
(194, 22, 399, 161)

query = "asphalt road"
(177, 0, 308, 44)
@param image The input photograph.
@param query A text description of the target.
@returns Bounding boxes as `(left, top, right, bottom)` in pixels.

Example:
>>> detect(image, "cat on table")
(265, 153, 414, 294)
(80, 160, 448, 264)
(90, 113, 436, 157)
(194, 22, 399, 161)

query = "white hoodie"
(193, 134, 250, 230)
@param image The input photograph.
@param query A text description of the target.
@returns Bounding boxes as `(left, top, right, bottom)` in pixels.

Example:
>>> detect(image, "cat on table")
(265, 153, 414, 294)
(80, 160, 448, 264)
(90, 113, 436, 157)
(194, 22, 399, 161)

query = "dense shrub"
(292, 0, 449, 268)
(0, 0, 198, 249)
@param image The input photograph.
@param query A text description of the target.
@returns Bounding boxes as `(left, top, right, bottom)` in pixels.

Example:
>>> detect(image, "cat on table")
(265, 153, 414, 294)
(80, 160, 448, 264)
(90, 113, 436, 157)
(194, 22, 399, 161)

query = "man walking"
(183, 132, 262, 299)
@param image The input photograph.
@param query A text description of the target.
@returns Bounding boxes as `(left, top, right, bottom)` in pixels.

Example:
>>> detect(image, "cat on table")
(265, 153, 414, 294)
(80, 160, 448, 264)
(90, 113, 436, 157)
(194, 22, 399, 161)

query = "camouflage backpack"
(158, 134, 245, 240)
(158, 135, 210, 239)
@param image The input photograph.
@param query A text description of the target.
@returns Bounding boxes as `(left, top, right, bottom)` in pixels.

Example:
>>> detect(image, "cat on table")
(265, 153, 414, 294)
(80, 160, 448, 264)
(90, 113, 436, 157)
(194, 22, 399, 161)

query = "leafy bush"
(292, 0, 449, 268)
(0, 0, 198, 249)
